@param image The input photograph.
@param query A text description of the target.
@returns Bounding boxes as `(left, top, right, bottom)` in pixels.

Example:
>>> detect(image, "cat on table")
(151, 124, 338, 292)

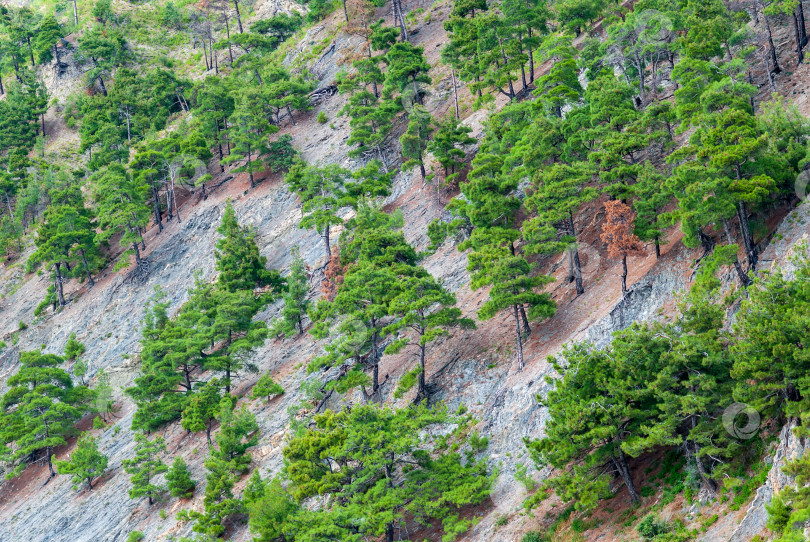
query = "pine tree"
(463, 228, 555, 372)
(279, 404, 492, 541)
(399, 104, 433, 180)
(383, 41, 431, 104)
(55, 432, 108, 491)
(600, 200, 646, 296)
(91, 164, 151, 269)
(166, 456, 196, 498)
(215, 200, 283, 293)
(224, 86, 277, 188)
(126, 289, 192, 431)
(427, 115, 475, 185)
(271, 250, 310, 337)
(527, 327, 663, 509)
(251, 373, 284, 402)
(522, 162, 598, 295)
(122, 433, 168, 506)
(284, 162, 350, 262)
(0, 350, 93, 480)
(181, 378, 222, 445)
(385, 272, 475, 400)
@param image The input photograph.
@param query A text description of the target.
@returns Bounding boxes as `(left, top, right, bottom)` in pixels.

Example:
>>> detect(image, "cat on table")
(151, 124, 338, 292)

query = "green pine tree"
(55, 432, 108, 491)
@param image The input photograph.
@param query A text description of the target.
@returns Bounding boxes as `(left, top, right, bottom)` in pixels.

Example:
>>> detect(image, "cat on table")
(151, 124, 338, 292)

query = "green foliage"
(64, 332, 87, 361)
(0, 350, 94, 479)
(55, 432, 108, 491)
(122, 433, 168, 505)
(249, 403, 493, 541)
(271, 250, 310, 338)
(215, 200, 283, 294)
(126, 532, 144, 542)
(166, 456, 196, 499)
(251, 373, 284, 401)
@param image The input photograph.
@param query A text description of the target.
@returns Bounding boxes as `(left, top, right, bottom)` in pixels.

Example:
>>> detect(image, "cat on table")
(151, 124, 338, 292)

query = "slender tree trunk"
(87, 477, 93, 490)
(287, 104, 296, 126)
(54, 263, 66, 306)
(0, 73, 4, 95)
(233, 0, 244, 33)
(247, 145, 255, 188)
(451, 69, 460, 119)
(721, 218, 752, 286)
(417, 343, 427, 399)
(203, 39, 210, 70)
(225, 16, 234, 65)
(513, 305, 525, 371)
(800, 1, 808, 47)
(72, 0, 79, 25)
(41, 114, 46, 137)
(225, 363, 231, 393)
(297, 314, 304, 334)
(794, 11, 805, 65)
(614, 448, 640, 503)
(132, 241, 143, 267)
(569, 212, 584, 295)
(80, 249, 95, 286)
(737, 201, 757, 270)
(151, 180, 162, 232)
(323, 224, 331, 261)
(654, 236, 661, 260)
(343, 0, 349, 22)
(621, 254, 628, 296)
(47, 447, 56, 478)
(27, 37, 34, 67)
(97, 76, 107, 96)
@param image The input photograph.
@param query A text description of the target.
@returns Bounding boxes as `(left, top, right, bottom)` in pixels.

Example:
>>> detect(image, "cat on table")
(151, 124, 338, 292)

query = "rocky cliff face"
(2, 0, 810, 540)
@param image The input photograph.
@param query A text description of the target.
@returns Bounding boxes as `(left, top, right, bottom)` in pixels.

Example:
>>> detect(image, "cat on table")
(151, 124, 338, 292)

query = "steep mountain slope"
(1, 0, 810, 540)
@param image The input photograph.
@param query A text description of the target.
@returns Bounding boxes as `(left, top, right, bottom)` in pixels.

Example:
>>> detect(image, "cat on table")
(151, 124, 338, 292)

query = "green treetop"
(122, 433, 168, 506)
(91, 164, 151, 269)
(272, 250, 310, 337)
(215, 200, 283, 293)
(0, 350, 94, 480)
(55, 432, 108, 491)
(385, 272, 475, 400)
(182, 378, 222, 445)
(166, 456, 196, 499)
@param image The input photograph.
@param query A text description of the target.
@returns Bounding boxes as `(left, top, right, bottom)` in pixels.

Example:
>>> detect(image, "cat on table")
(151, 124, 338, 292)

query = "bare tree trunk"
(80, 249, 95, 286)
(72, 0, 79, 25)
(513, 305, 525, 371)
(621, 254, 628, 296)
(322, 225, 331, 260)
(569, 212, 584, 295)
(132, 241, 143, 267)
(451, 69, 460, 119)
(54, 263, 66, 306)
(614, 448, 640, 503)
(721, 218, 752, 286)
(233, 0, 244, 33)
(737, 201, 757, 270)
